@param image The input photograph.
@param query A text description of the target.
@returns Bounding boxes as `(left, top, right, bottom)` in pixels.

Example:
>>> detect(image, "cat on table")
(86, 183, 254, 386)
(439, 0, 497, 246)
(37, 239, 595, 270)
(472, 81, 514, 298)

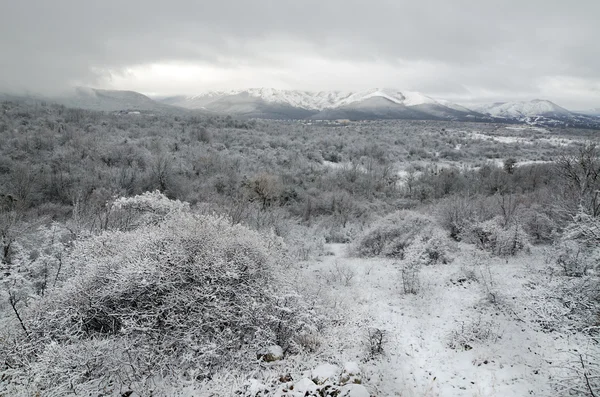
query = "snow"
(343, 361, 361, 376)
(172, 240, 596, 396)
(468, 132, 533, 144)
(286, 243, 589, 396)
(292, 378, 319, 394)
(244, 379, 267, 395)
(311, 363, 340, 384)
(333, 89, 437, 107)
(257, 345, 284, 361)
(504, 125, 549, 133)
(464, 131, 575, 147)
(339, 384, 370, 397)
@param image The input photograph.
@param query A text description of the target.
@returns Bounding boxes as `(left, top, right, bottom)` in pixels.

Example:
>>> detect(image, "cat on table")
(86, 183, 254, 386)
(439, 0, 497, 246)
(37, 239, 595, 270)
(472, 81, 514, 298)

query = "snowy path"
(305, 244, 579, 396)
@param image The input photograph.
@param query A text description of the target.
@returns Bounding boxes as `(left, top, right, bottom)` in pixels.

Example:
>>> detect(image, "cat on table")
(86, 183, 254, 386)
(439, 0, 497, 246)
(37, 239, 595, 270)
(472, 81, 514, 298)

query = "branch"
(8, 293, 30, 339)
(580, 354, 597, 397)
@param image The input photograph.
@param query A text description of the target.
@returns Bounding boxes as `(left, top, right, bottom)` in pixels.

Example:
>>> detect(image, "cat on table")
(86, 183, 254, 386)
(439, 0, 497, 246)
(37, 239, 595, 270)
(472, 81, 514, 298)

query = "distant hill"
(51, 88, 192, 114)
(0, 88, 198, 115)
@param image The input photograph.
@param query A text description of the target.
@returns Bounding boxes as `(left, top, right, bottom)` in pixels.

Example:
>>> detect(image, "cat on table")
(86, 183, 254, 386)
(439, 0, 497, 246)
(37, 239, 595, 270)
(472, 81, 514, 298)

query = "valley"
(0, 99, 599, 396)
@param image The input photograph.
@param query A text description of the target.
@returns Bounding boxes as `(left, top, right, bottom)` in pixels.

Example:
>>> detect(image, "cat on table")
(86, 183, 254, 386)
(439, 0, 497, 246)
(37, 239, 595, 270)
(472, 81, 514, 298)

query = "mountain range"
(2, 87, 598, 128)
(160, 88, 599, 128)
(161, 88, 488, 122)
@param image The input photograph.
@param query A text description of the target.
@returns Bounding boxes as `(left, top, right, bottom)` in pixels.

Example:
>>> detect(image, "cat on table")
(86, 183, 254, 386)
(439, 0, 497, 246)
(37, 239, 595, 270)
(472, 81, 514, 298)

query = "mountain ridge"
(160, 88, 495, 122)
(2, 87, 598, 128)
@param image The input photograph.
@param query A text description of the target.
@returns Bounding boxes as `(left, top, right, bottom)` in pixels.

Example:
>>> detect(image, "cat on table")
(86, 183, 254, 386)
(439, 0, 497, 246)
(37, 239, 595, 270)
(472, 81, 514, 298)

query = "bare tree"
(556, 144, 600, 217)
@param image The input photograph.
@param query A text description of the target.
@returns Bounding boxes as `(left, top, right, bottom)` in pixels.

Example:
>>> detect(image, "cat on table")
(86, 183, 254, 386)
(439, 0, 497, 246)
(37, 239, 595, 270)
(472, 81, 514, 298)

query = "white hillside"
(473, 99, 572, 118)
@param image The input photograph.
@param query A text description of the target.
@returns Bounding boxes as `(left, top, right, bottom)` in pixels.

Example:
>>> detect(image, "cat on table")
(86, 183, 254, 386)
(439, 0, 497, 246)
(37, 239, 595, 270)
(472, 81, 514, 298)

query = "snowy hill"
(472, 99, 571, 119)
(471, 99, 600, 128)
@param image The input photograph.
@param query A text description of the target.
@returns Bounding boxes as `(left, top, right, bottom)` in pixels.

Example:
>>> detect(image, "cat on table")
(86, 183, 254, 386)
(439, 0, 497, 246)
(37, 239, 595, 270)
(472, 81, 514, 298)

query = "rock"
(279, 373, 293, 383)
(293, 378, 318, 394)
(311, 363, 341, 385)
(340, 361, 362, 385)
(256, 345, 284, 362)
(339, 384, 370, 397)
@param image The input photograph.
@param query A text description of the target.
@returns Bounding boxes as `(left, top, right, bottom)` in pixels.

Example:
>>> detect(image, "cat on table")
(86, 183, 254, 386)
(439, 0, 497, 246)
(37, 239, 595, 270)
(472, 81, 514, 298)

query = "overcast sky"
(1, 0, 598, 109)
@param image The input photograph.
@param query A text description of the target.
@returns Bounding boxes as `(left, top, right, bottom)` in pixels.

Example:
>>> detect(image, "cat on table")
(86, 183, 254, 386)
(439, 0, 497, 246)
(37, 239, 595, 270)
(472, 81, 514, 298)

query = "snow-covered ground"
(504, 126, 549, 133)
(218, 243, 594, 396)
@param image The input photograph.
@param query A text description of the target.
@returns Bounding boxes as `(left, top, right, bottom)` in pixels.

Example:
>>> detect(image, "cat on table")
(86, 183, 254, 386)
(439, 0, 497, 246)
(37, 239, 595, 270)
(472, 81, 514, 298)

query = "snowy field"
(192, 243, 596, 396)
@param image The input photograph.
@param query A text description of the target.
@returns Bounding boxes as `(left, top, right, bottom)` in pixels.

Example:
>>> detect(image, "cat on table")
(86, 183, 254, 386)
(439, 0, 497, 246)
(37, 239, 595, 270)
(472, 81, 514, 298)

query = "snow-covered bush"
(401, 261, 421, 295)
(437, 195, 477, 240)
(1, 203, 313, 395)
(365, 328, 386, 360)
(448, 318, 502, 351)
(397, 231, 451, 295)
(112, 190, 190, 229)
(323, 261, 356, 287)
(324, 222, 362, 244)
(556, 211, 600, 277)
(555, 240, 598, 277)
(464, 217, 530, 256)
(554, 337, 600, 396)
(352, 210, 434, 258)
(280, 223, 325, 261)
(421, 227, 453, 265)
(521, 206, 557, 243)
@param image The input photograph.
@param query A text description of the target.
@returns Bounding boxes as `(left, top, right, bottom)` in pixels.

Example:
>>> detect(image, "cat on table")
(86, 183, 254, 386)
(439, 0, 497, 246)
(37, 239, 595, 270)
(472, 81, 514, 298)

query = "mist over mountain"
(54, 87, 193, 114)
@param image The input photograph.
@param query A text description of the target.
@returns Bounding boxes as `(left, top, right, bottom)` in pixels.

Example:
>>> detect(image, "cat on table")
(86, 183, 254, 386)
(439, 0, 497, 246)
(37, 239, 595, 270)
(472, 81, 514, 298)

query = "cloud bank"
(1, 0, 598, 108)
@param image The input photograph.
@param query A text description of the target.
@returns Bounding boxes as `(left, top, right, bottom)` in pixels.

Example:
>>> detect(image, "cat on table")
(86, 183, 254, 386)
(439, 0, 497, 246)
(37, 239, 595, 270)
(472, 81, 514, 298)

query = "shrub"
(521, 207, 557, 243)
(365, 328, 386, 360)
(554, 339, 600, 397)
(283, 223, 325, 261)
(555, 211, 600, 277)
(353, 211, 434, 258)
(1, 195, 312, 395)
(464, 216, 530, 256)
(436, 195, 477, 241)
(420, 227, 453, 265)
(448, 318, 502, 351)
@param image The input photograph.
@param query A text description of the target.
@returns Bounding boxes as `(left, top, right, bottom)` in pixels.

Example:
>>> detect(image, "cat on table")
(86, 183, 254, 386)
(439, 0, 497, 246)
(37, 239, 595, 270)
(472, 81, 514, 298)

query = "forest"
(1, 100, 599, 396)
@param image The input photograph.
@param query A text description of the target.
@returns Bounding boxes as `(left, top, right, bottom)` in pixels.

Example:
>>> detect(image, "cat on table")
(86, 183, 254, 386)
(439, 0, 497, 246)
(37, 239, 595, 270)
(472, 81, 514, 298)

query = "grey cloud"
(0, 0, 598, 107)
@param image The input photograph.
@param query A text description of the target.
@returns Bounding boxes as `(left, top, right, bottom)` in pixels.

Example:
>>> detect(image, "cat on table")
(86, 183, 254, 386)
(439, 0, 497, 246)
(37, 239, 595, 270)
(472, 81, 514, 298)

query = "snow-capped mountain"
(165, 88, 452, 111)
(160, 88, 489, 121)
